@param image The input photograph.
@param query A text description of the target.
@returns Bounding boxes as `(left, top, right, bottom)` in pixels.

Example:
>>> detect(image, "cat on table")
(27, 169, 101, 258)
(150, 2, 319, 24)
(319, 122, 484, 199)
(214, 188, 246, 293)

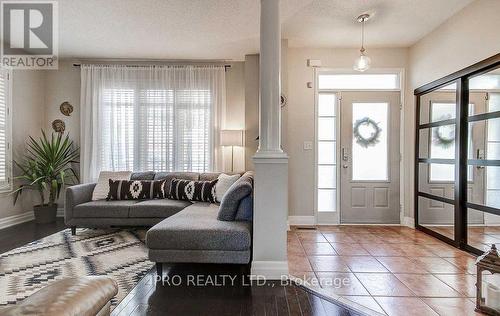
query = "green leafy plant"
(12, 130, 80, 207)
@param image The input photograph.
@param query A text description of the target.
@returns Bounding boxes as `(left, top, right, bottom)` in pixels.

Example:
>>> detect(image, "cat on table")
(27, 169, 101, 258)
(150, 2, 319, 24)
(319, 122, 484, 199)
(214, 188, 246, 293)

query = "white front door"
(339, 91, 401, 224)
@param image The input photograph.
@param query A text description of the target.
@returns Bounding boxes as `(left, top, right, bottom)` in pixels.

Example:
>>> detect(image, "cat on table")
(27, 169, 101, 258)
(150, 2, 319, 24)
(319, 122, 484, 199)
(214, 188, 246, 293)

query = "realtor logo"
(1, 1, 58, 69)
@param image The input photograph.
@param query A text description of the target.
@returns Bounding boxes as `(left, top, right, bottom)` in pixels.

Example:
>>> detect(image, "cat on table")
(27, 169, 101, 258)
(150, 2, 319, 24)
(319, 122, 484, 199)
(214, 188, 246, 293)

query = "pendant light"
(353, 13, 371, 72)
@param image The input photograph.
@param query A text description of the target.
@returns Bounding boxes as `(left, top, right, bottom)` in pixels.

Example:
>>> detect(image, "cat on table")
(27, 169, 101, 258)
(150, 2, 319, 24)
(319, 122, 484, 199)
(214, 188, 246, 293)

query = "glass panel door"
(339, 91, 401, 224)
(417, 84, 457, 241)
(466, 67, 500, 253)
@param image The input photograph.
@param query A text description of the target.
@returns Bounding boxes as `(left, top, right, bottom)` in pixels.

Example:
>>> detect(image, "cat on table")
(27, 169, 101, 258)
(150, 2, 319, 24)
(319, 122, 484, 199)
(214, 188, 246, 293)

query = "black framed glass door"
(414, 53, 500, 255)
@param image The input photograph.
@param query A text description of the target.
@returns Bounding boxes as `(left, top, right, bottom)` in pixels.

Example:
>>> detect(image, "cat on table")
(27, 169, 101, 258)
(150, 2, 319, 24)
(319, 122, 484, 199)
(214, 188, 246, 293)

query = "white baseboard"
(0, 211, 34, 230)
(251, 260, 289, 280)
(288, 216, 315, 226)
(402, 216, 415, 228)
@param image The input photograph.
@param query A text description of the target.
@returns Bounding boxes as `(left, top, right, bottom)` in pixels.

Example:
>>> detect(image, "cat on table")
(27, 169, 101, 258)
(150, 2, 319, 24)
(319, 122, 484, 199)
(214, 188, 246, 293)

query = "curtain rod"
(72, 58, 232, 70)
(72, 63, 232, 71)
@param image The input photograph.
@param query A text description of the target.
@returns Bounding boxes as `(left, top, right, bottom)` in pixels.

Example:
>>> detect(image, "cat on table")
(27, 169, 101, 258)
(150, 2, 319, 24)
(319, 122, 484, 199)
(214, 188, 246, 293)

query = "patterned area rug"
(0, 228, 153, 309)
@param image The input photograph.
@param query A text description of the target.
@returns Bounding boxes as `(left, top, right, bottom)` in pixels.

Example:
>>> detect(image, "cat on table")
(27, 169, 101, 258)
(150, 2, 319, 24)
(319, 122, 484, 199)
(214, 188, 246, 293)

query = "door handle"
(342, 164, 349, 169)
(342, 147, 349, 161)
(476, 149, 485, 170)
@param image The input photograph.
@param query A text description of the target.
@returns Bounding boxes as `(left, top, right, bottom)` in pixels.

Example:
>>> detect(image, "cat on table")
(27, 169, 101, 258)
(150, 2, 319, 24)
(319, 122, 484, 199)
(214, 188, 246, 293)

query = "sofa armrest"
(65, 183, 97, 225)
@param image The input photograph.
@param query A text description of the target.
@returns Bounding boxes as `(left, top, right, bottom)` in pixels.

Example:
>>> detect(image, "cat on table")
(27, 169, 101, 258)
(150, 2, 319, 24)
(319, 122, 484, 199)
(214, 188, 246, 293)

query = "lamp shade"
(220, 130, 243, 146)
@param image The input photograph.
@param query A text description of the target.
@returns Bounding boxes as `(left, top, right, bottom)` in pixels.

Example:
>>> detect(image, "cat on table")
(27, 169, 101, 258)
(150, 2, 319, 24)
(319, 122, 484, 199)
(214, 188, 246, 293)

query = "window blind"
(0, 69, 11, 191)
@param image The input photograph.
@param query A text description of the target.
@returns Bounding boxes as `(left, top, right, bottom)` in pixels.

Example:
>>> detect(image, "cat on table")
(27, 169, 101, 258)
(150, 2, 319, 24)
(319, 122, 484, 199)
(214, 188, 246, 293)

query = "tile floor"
(288, 225, 484, 316)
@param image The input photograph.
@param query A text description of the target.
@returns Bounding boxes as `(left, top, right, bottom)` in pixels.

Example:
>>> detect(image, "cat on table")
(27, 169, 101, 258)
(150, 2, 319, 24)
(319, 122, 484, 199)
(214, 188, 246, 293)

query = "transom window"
(318, 73, 400, 90)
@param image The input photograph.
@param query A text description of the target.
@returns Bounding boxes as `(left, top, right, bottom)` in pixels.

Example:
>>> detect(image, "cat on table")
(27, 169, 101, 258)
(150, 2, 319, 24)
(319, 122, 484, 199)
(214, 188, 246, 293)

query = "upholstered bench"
(146, 202, 252, 275)
(0, 276, 118, 316)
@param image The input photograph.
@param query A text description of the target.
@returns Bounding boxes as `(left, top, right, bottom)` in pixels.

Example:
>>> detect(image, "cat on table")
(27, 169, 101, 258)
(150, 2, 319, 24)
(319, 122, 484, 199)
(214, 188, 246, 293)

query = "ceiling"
(58, 0, 474, 60)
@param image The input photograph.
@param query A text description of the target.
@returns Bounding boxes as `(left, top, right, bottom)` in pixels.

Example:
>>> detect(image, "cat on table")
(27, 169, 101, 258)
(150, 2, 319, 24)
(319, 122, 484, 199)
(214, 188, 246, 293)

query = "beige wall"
(222, 62, 246, 172)
(286, 47, 409, 217)
(0, 70, 45, 219)
(43, 61, 81, 146)
(244, 54, 259, 170)
(403, 0, 500, 220)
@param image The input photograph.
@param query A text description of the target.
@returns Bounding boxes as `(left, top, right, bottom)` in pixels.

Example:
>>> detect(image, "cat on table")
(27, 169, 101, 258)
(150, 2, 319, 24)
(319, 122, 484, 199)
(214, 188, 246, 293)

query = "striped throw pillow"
(107, 179, 167, 200)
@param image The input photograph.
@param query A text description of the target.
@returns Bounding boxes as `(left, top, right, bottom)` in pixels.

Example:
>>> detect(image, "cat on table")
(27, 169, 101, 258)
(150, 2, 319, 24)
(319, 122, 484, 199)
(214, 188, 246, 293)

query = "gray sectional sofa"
(65, 171, 253, 273)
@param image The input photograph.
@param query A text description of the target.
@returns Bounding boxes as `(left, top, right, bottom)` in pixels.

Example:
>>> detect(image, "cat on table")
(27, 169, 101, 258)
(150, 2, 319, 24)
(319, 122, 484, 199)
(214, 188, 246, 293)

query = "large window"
(100, 87, 211, 173)
(81, 65, 224, 181)
(0, 69, 11, 192)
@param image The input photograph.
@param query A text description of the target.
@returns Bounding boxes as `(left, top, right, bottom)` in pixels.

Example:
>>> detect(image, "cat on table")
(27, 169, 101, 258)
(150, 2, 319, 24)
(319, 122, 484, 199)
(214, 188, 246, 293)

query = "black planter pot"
(33, 204, 57, 224)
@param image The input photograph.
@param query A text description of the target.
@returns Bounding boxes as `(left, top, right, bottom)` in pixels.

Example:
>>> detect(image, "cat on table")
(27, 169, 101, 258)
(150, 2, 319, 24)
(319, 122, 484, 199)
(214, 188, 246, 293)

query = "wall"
(222, 62, 246, 172)
(286, 47, 409, 217)
(244, 54, 259, 170)
(43, 61, 81, 146)
(0, 70, 45, 221)
(404, 0, 500, 220)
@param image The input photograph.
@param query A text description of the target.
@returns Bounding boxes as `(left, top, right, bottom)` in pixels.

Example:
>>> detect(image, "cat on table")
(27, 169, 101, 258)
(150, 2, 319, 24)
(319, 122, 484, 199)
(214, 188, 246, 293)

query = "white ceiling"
(58, 0, 474, 60)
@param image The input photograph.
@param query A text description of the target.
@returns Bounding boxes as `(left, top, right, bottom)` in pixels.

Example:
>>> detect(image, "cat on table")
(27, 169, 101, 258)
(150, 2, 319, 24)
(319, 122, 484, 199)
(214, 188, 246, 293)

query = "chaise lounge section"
(65, 171, 254, 269)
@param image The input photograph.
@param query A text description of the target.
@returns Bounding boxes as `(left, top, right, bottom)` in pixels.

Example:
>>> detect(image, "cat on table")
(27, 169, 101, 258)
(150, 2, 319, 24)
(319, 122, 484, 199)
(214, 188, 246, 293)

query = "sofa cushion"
(146, 203, 251, 251)
(217, 174, 253, 221)
(169, 179, 217, 203)
(198, 172, 221, 181)
(215, 173, 240, 202)
(92, 171, 132, 200)
(199, 172, 240, 181)
(235, 194, 253, 221)
(129, 199, 192, 218)
(154, 172, 199, 194)
(73, 200, 137, 218)
(130, 171, 155, 180)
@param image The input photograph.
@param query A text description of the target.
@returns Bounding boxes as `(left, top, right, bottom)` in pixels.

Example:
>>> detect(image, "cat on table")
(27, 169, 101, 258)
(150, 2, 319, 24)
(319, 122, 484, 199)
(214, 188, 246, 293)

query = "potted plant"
(12, 131, 79, 224)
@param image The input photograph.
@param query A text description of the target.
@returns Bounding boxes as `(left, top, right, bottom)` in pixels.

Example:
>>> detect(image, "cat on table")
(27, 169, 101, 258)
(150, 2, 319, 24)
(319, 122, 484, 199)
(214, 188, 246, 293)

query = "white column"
(255, 0, 285, 158)
(251, 0, 289, 280)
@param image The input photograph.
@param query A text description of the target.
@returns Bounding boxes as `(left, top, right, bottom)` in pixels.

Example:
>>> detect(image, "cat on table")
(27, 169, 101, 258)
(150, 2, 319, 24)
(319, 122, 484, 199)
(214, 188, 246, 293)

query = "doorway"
(314, 71, 403, 225)
(339, 91, 401, 223)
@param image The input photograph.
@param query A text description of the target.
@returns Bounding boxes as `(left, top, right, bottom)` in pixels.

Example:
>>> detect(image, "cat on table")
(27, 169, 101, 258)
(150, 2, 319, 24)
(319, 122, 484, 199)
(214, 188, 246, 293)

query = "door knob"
(343, 164, 349, 168)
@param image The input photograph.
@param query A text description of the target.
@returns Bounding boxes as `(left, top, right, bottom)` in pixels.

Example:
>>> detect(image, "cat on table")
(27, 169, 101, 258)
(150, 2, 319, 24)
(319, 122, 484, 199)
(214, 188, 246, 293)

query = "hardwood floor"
(0, 218, 67, 253)
(0, 220, 362, 316)
(112, 264, 361, 316)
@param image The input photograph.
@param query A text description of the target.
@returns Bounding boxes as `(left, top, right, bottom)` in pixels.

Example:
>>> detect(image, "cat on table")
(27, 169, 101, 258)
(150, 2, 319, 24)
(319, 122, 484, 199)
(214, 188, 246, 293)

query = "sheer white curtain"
(80, 64, 224, 182)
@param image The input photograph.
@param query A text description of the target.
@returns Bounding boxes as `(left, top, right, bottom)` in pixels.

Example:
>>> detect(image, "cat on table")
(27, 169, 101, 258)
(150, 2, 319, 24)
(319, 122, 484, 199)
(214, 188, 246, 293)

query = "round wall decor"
(52, 119, 65, 134)
(60, 101, 73, 116)
(353, 117, 382, 148)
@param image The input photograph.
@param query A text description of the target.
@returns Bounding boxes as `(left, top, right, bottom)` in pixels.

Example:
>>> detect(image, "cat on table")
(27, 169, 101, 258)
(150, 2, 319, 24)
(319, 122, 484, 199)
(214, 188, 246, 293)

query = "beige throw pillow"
(216, 173, 241, 203)
(92, 171, 132, 200)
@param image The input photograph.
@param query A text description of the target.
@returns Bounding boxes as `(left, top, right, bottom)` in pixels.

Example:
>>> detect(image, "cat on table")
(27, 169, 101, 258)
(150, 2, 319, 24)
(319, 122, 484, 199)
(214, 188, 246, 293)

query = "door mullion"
(455, 78, 469, 248)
